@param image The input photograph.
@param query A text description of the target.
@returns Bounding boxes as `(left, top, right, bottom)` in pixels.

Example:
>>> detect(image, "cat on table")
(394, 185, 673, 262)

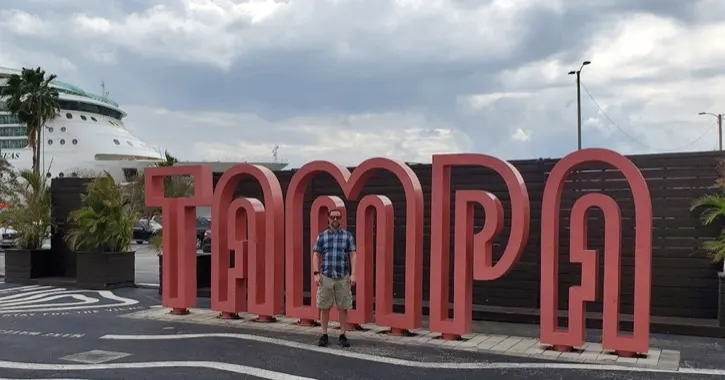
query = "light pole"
(568, 60, 591, 150)
(698, 112, 723, 151)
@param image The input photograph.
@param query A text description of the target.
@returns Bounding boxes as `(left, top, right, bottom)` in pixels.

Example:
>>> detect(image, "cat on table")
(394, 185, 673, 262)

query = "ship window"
(56, 99, 123, 121)
(80, 115, 87, 121)
(47, 139, 53, 145)
(60, 139, 65, 145)
(0, 127, 27, 137)
(0, 139, 29, 149)
(91, 116, 97, 122)
(60, 127, 66, 132)
(47, 127, 54, 133)
(66, 113, 72, 119)
(58, 172, 65, 178)
(113, 139, 120, 145)
(0, 115, 20, 124)
(72, 139, 78, 145)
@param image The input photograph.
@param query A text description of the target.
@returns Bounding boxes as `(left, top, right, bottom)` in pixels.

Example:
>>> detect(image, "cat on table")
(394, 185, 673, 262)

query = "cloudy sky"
(1, 0, 723, 167)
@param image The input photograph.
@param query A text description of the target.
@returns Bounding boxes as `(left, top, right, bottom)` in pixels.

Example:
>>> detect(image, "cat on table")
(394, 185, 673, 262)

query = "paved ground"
(0, 283, 724, 379)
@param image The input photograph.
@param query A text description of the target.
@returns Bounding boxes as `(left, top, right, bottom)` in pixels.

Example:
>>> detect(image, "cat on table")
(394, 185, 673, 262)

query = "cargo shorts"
(316, 275, 353, 310)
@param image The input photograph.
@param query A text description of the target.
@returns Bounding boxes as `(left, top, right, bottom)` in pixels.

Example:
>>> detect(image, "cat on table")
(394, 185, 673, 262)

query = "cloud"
(0, 0, 723, 169)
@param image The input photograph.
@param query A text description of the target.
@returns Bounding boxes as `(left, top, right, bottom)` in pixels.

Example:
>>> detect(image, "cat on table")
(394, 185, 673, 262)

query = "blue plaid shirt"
(313, 228, 356, 279)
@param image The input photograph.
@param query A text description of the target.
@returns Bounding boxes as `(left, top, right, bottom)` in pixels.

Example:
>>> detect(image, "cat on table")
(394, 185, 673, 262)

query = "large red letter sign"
(145, 165, 213, 315)
(540, 148, 652, 356)
(211, 164, 284, 322)
(429, 154, 530, 339)
(285, 158, 424, 334)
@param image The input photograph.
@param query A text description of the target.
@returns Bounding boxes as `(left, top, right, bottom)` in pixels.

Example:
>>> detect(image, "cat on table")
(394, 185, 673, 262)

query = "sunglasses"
(329, 215, 342, 220)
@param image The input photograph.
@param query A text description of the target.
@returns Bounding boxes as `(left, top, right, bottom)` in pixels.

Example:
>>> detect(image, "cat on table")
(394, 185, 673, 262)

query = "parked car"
(201, 229, 211, 253)
(0, 226, 17, 248)
(196, 217, 211, 248)
(133, 219, 162, 244)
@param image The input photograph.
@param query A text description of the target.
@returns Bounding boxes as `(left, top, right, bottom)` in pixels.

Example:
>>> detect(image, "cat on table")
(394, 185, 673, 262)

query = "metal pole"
(576, 71, 582, 150)
(718, 114, 723, 151)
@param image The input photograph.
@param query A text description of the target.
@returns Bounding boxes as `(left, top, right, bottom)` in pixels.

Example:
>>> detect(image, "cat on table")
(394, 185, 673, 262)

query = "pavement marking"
(0, 360, 317, 380)
(0, 286, 139, 313)
(100, 333, 721, 375)
(60, 350, 132, 364)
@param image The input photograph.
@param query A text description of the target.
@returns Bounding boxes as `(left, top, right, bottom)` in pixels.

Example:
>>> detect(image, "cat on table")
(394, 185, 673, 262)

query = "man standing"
(312, 208, 357, 347)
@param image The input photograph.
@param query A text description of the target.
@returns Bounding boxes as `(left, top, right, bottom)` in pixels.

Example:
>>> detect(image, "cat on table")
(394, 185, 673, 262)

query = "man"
(312, 208, 357, 348)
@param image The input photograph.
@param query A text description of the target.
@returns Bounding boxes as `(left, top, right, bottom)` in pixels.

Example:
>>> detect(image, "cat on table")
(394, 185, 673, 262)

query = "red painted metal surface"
(144, 165, 213, 312)
(428, 154, 530, 338)
(210, 164, 285, 321)
(285, 158, 424, 333)
(540, 148, 652, 355)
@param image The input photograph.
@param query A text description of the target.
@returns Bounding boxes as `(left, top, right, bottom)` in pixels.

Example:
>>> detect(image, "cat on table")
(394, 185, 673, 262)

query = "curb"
(136, 282, 160, 289)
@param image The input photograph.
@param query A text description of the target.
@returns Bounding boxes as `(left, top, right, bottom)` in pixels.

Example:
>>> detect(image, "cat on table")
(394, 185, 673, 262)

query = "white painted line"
(0, 294, 98, 309)
(0, 285, 52, 294)
(0, 288, 139, 313)
(101, 333, 716, 375)
(0, 360, 317, 380)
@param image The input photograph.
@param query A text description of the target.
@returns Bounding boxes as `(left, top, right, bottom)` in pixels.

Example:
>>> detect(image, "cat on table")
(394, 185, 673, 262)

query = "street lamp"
(568, 60, 591, 150)
(698, 112, 723, 151)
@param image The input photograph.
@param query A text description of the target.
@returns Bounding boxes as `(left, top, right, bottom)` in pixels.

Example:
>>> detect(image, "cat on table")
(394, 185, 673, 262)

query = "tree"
(691, 159, 725, 262)
(125, 150, 194, 218)
(1, 67, 60, 174)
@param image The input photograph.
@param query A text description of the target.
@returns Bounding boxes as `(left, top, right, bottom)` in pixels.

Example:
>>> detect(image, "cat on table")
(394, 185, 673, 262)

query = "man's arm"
(312, 234, 323, 282)
(347, 233, 357, 280)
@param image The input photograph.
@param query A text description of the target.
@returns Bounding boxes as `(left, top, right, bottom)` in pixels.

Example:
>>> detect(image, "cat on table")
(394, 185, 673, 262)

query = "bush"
(66, 173, 135, 252)
(0, 170, 51, 250)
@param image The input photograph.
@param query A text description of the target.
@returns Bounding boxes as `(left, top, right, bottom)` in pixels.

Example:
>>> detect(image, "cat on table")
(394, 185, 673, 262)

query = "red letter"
(211, 164, 284, 322)
(429, 154, 530, 339)
(308, 196, 347, 326)
(144, 165, 213, 315)
(540, 148, 652, 356)
(362, 195, 395, 329)
(285, 158, 424, 334)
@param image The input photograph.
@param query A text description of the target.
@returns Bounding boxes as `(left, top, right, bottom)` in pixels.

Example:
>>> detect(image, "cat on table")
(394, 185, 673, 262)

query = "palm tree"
(1, 67, 60, 174)
(691, 194, 725, 262)
(124, 150, 193, 218)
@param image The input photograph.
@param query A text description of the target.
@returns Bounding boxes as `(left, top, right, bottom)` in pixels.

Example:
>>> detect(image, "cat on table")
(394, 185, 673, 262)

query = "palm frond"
(66, 173, 135, 253)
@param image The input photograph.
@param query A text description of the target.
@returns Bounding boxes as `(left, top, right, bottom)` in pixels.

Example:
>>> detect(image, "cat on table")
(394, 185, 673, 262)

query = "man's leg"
(335, 277, 354, 347)
(316, 276, 334, 346)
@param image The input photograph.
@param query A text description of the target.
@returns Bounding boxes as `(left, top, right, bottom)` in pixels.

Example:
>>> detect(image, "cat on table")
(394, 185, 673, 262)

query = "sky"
(0, 0, 724, 168)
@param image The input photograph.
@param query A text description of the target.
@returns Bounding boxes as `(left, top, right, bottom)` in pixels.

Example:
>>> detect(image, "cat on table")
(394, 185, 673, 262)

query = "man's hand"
(314, 274, 321, 286)
(349, 274, 356, 287)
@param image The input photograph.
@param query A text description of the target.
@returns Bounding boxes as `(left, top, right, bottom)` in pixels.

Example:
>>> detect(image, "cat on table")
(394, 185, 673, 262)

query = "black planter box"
(4, 249, 54, 281)
(76, 251, 135, 290)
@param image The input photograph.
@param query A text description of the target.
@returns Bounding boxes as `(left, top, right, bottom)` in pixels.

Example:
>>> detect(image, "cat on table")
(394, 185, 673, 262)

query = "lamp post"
(698, 112, 723, 151)
(568, 60, 592, 150)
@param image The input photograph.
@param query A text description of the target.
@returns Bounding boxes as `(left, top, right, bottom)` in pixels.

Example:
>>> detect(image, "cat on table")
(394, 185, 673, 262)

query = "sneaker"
(338, 334, 350, 348)
(318, 334, 329, 347)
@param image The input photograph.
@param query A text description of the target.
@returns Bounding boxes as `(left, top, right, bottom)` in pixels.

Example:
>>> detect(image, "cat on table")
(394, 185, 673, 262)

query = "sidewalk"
(124, 306, 680, 371)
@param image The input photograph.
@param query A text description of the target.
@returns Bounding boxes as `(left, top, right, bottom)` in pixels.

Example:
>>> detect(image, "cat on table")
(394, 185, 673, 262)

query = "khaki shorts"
(316, 275, 353, 310)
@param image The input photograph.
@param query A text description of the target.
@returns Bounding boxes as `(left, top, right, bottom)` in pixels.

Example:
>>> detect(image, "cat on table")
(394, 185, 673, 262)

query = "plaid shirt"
(313, 228, 356, 279)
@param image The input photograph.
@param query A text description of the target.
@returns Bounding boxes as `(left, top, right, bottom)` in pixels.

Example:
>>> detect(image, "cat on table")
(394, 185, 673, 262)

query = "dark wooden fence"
(50, 150, 725, 327)
(214, 150, 725, 323)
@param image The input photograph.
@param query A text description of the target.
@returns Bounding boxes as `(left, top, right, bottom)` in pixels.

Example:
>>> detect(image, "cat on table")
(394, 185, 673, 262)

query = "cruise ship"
(0, 66, 164, 182)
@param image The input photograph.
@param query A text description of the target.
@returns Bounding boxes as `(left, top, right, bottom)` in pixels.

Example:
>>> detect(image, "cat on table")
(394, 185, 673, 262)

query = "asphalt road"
(0, 283, 724, 379)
